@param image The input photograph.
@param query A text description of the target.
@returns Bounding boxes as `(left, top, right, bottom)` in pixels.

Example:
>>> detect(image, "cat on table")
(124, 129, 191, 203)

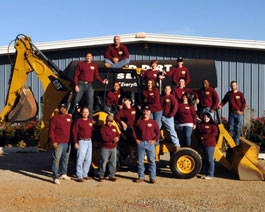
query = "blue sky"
(1, 0, 265, 46)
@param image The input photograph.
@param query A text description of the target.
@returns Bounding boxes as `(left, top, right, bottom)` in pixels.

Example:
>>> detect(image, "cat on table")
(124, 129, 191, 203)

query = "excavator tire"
(170, 148, 202, 179)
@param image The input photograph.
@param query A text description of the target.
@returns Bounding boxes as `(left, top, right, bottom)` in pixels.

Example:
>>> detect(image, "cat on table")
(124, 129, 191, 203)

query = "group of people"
(49, 35, 247, 184)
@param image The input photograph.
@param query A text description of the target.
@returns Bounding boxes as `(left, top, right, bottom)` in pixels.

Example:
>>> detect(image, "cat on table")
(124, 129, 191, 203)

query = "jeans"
(76, 139, 92, 179)
(161, 116, 180, 146)
(198, 106, 214, 120)
(178, 126, 193, 147)
(137, 141, 156, 180)
(104, 58, 130, 69)
(228, 112, 242, 145)
(98, 147, 116, 178)
(52, 143, 71, 180)
(70, 82, 94, 118)
(150, 110, 163, 129)
(199, 146, 216, 177)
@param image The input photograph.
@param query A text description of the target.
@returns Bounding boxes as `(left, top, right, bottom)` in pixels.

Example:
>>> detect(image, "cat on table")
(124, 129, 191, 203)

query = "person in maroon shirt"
(98, 115, 120, 182)
(172, 77, 199, 104)
(72, 107, 94, 182)
(133, 106, 160, 184)
(176, 93, 197, 147)
(142, 60, 163, 85)
(49, 103, 72, 184)
(142, 79, 163, 128)
(197, 79, 220, 119)
(70, 52, 108, 118)
(104, 35, 130, 68)
(197, 112, 218, 179)
(106, 82, 123, 111)
(160, 85, 180, 151)
(163, 56, 190, 87)
(218, 81, 246, 144)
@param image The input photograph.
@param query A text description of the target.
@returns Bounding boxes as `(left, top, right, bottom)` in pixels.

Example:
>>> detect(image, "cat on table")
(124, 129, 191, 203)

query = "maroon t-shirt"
(176, 103, 197, 126)
(160, 94, 178, 117)
(142, 88, 162, 112)
(115, 107, 136, 127)
(198, 87, 220, 110)
(72, 118, 94, 143)
(74, 61, 103, 86)
(100, 125, 120, 149)
(142, 69, 160, 82)
(220, 91, 246, 112)
(133, 118, 160, 141)
(197, 123, 218, 147)
(166, 66, 190, 85)
(49, 114, 72, 144)
(172, 87, 199, 102)
(104, 44, 129, 61)
(106, 89, 121, 105)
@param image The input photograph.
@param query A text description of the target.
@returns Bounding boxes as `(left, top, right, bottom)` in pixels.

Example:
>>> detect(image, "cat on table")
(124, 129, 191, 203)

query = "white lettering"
(125, 73, 132, 79)
(157, 65, 163, 71)
(116, 73, 124, 79)
(141, 65, 150, 70)
(128, 65, 137, 69)
(164, 64, 172, 72)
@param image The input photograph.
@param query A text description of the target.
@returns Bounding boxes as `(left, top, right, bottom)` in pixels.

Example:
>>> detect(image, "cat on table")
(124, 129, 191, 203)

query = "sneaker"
(76, 178, 84, 182)
(203, 176, 213, 180)
(83, 176, 91, 180)
(54, 179, 60, 185)
(109, 177, 117, 182)
(149, 179, 156, 184)
(99, 177, 104, 182)
(135, 178, 144, 183)
(61, 175, 71, 180)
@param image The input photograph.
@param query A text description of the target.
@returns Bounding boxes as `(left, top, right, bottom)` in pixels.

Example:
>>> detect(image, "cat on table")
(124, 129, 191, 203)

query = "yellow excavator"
(0, 34, 264, 180)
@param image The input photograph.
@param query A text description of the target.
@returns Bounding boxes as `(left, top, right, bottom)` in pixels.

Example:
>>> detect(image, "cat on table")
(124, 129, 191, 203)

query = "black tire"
(170, 148, 202, 179)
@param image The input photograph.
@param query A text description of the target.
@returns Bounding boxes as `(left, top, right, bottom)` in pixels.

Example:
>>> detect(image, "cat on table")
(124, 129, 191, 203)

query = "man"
(163, 56, 190, 86)
(104, 35, 130, 68)
(98, 115, 120, 182)
(197, 79, 220, 119)
(49, 103, 72, 184)
(172, 77, 199, 104)
(132, 106, 160, 184)
(70, 52, 108, 118)
(106, 82, 122, 110)
(160, 85, 180, 151)
(218, 81, 246, 144)
(72, 107, 93, 182)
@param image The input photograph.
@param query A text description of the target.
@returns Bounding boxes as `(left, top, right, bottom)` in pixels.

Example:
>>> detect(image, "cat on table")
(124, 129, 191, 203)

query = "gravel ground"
(1, 151, 265, 212)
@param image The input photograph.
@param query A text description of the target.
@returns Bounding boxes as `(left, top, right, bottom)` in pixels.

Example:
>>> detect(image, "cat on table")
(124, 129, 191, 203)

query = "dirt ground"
(1, 151, 265, 212)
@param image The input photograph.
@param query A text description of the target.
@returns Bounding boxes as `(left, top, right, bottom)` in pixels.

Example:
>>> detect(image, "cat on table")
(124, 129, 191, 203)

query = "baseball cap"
(177, 56, 184, 62)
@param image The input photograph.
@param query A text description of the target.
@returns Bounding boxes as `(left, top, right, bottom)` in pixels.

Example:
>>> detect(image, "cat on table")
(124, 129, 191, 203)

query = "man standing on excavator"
(218, 81, 246, 145)
(70, 53, 108, 118)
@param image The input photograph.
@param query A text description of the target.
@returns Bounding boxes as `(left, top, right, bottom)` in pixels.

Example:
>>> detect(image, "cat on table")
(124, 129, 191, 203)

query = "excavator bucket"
(7, 87, 38, 122)
(214, 112, 265, 181)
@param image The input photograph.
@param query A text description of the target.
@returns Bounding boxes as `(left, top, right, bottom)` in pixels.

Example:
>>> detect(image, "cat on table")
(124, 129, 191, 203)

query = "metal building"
(0, 32, 264, 119)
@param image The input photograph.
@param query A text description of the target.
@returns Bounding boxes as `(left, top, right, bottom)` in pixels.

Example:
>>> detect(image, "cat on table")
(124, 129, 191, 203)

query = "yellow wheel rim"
(176, 155, 195, 174)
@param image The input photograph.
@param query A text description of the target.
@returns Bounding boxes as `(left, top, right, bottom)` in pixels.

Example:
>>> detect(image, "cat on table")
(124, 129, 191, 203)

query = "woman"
(197, 112, 218, 179)
(176, 92, 197, 147)
(142, 60, 163, 84)
(142, 79, 163, 128)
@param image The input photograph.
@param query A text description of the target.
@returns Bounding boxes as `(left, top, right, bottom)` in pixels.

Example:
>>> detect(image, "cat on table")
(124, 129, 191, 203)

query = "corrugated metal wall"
(0, 42, 264, 119)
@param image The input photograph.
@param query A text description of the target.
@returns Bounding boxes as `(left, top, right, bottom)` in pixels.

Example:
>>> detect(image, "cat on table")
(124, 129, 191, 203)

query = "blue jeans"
(76, 139, 92, 179)
(228, 112, 242, 145)
(161, 116, 180, 146)
(98, 147, 116, 178)
(137, 141, 156, 180)
(70, 82, 94, 118)
(199, 146, 216, 177)
(178, 126, 193, 147)
(198, 106, 214, 120)
(150, 110, 163, 129)
(104, 58, 130, 69)
(52, 143, 71, 180)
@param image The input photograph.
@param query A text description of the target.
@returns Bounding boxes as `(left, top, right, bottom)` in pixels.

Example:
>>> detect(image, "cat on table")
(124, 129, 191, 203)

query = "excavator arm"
(0, 35, 72, 148)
